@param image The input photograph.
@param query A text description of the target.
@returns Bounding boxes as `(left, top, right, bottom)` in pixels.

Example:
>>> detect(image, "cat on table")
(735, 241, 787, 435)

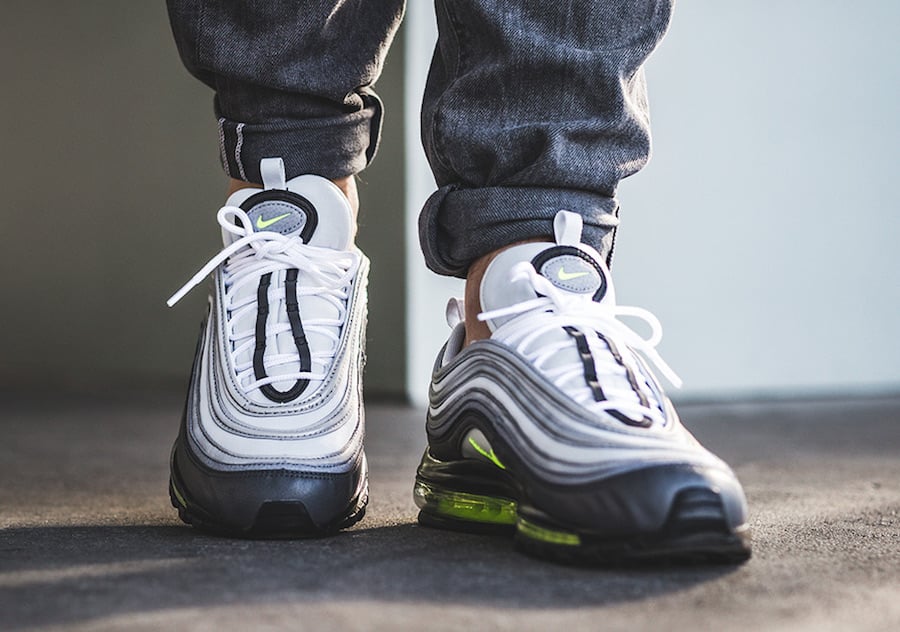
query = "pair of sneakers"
(167, 158, 751, 564)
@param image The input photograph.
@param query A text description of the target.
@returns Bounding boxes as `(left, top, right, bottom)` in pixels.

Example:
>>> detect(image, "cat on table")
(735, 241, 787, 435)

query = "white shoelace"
(478, 262, 681, 426)
(167, 205, 360, 391)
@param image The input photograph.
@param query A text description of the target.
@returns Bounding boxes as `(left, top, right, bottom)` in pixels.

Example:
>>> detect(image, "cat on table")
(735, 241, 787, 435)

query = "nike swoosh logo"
(255, 212, 291, 230)
(557, 268, 589, 281)
(468, 437, 506, 470)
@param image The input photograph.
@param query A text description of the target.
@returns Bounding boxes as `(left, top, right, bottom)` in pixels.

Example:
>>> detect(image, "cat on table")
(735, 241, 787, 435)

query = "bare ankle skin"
(227, 175, 359, 219)
(463, 237, 548, 346)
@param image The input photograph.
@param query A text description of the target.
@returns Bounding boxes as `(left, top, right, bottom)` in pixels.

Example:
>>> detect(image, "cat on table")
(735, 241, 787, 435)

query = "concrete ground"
(1, 390, 899, 631)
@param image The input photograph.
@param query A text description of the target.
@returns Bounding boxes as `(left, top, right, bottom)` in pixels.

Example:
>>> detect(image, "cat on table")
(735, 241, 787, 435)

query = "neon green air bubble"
(414, 481, 517, 525)
(516, 517, 581, 546)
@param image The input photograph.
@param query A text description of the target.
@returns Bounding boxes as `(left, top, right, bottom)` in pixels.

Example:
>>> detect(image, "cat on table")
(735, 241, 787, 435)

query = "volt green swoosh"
(557, 268, 589, 281)
(468, 437, 506, 470)
(255, 213, 291, 230)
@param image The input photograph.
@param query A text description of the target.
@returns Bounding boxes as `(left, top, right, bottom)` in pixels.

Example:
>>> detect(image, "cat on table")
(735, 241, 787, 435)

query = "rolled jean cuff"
(214, 93, 383, 183)
(419, 185, 621, 278)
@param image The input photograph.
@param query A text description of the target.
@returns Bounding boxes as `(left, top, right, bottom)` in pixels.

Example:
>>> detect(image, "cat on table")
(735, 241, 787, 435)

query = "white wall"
(406, 1, 900, 403)
(405, 3, 465, 403)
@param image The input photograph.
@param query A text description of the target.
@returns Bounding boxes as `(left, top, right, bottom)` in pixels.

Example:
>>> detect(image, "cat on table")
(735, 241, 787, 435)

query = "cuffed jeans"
(167, 1, 674, 277)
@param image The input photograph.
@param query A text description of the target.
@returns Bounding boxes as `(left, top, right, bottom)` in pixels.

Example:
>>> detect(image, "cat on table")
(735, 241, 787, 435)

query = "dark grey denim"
(167, 1, 673, 277)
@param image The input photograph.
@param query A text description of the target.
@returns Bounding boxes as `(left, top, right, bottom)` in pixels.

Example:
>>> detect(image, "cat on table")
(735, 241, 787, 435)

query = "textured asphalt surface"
(1, 389, 899, 631)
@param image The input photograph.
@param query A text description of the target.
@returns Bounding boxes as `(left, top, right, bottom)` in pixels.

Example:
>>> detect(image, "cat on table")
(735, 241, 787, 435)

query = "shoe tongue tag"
(260, 157, 286, 190)
(241, 191, 318, 240)
(445, 297, 465, 328)
(532, 246, 608, 301)
(246, 201, 309, 236)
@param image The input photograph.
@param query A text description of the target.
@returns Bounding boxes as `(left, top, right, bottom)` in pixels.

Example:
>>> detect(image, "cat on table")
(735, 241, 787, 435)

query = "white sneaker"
(414, 210, 751, 563)
(167, 158, 368, 536)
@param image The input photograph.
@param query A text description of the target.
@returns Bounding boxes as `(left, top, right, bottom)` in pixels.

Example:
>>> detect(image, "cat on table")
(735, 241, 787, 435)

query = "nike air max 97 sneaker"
(166, 158, 368, 536)
(414, 211, 751, 564)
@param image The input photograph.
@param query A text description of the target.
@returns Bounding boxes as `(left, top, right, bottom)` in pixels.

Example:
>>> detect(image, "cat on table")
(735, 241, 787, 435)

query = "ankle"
(227, 175, 360, 218)
(463, 252, 494, 346)
(227, 178, 260, 197)
(329, 176, 359, 218)
(463, 237, 548, 346)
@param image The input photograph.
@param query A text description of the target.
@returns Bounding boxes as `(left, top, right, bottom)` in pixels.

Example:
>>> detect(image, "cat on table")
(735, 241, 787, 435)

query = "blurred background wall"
(1, 1, 898, 403)
(0, 1, 406, 397)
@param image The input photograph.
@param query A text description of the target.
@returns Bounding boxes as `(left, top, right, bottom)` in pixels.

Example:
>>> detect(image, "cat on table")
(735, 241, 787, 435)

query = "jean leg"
(419, 0, 674, 277)
(167, 1, 405, 182)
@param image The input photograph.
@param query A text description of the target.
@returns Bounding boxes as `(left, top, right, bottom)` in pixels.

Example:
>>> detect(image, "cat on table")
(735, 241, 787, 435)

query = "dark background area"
(0, 2, 407, 397)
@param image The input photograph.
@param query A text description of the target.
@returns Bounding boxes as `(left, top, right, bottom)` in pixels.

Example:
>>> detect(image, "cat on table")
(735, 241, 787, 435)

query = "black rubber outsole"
(514, 518, 751, 567)
(417, 505, 751, 567)
(169, 477, 368, 539)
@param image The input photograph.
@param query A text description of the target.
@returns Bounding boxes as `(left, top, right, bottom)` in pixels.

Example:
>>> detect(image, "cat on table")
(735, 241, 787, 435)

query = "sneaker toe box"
(526, 462, 749, 538)
(171, 429, 367, 536)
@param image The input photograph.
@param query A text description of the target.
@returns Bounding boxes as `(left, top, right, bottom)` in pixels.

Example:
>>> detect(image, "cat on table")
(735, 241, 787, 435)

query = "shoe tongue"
(479, 211, 615, 331)
(223, 159, 355, 404)
(223, 160, 354, 250)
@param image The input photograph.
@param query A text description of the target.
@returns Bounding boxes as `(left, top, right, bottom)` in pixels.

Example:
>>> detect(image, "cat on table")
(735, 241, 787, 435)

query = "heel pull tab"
(445, 297, 465, 328)
(260, 157, 286, 190)
(553, 210, 583, 246)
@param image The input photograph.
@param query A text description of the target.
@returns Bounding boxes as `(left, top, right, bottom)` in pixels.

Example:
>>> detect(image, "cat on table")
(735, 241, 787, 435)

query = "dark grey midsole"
(172, 428, 366, 531)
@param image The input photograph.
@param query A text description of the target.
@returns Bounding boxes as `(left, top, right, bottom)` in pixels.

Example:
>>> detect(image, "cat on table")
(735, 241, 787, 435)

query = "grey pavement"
(1, 390, 899, 631)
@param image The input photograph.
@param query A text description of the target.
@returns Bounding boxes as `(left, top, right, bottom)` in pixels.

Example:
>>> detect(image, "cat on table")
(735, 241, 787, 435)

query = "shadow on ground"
(0, 522, 738, 629)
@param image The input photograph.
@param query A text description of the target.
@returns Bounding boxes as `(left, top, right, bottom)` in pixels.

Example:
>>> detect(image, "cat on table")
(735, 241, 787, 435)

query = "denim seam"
(234, 122, 247, 181)
(217, 117, 230, 178)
